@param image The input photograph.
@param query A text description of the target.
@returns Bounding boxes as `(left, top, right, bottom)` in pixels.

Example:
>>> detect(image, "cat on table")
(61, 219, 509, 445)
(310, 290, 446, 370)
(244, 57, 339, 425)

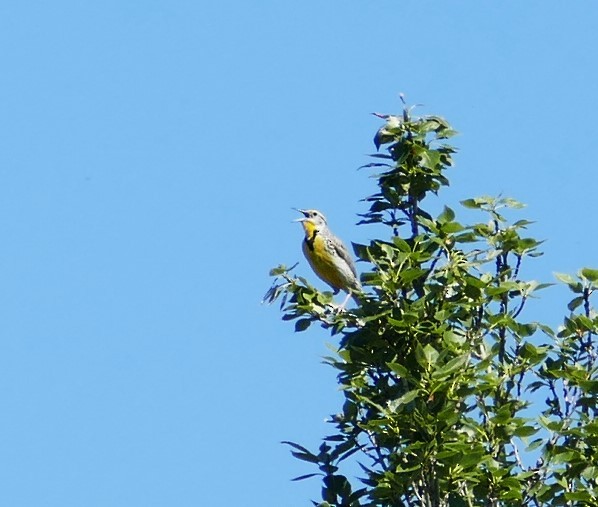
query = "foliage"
(264, 102, 598, 506)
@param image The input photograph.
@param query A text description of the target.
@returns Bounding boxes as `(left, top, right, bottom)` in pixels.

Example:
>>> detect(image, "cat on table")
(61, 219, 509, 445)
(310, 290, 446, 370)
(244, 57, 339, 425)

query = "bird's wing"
(329, 234, 358, 278)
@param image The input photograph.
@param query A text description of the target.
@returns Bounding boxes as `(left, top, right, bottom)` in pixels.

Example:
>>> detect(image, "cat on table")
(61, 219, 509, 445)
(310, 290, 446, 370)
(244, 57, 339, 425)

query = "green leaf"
(564, 491, 594, 502)
(554, 272, 584, 293)
(536, 323, 555, 337)
(460, 198, 482, 209)
(416, 343, 439, 369)
(392, 237, 411, 252)
(513, 425, 538, 438)
(551, 450, 575, 464)
(387, 362, 410, 378)
(269, 265, 287, 276)
(502, 197, 525, 209)
(525, 438, 544, 452)
(513, 219, 535, 228)
(459, 450, 487, 468)
(437, 206, 455, 224)
(399, 268, 427, 284)
(295, 318, 311, 332)
(554, 272, 577, 285)
(518, 342, 548, 362)
(443, 330, 466, 346)
(292, 473, 321, 481)
(581, 466, 598, 480)
(581, 267, 598, 282)
(441, 221, 464, 233)
(290, 450, 320, 464)
(567, 296, 584, 312)
(352, 242, 369, 260)
(378, 242, 396, 259)
(514, 322, 538, 338)
(432, 354, 469, 379)
(453, 231, 479, 243)
(393, 389, 420, 408)
(282, 440, 314, 454)
(485, 285, 511, 296)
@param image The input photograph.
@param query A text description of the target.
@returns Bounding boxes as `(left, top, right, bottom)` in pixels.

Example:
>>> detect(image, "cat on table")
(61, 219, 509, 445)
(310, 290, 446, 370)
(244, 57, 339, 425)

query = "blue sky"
(0, 2, 597, 505)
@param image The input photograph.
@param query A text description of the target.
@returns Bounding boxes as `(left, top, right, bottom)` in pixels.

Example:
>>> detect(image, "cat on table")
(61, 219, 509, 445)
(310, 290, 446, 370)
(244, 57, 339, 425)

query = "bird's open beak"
(292, 208, 308, 222)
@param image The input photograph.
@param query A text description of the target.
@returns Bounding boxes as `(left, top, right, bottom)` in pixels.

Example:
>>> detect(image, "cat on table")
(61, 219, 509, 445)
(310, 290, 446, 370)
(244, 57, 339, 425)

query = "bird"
(294, 208, 362, 307)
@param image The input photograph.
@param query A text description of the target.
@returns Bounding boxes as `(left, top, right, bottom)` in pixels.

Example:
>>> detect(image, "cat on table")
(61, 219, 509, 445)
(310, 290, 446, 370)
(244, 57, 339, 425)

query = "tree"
(264, 101, 598, 506)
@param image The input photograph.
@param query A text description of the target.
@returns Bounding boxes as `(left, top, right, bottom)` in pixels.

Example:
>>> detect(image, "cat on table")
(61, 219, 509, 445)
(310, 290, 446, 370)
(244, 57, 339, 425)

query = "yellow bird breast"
(302, 234, 352, 293)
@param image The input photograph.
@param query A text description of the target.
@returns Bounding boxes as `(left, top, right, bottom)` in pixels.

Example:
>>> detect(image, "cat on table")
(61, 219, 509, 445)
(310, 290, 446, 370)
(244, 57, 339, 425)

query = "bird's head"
(293, 208, 328, 235)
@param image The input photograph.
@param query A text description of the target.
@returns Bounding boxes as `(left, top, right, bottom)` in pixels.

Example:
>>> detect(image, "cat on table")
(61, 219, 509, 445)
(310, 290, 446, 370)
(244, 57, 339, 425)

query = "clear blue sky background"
(1, 2, 596, 505)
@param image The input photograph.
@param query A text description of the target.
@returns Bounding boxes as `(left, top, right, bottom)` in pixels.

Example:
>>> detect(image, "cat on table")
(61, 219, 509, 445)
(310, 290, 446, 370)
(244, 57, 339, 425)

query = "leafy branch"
(265, 102, 598, 506)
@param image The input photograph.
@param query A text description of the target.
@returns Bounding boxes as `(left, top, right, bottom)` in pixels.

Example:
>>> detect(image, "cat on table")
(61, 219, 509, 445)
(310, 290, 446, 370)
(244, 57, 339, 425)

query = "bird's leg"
(338, 292, 352, 310)
(326, 288, 346, 312)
